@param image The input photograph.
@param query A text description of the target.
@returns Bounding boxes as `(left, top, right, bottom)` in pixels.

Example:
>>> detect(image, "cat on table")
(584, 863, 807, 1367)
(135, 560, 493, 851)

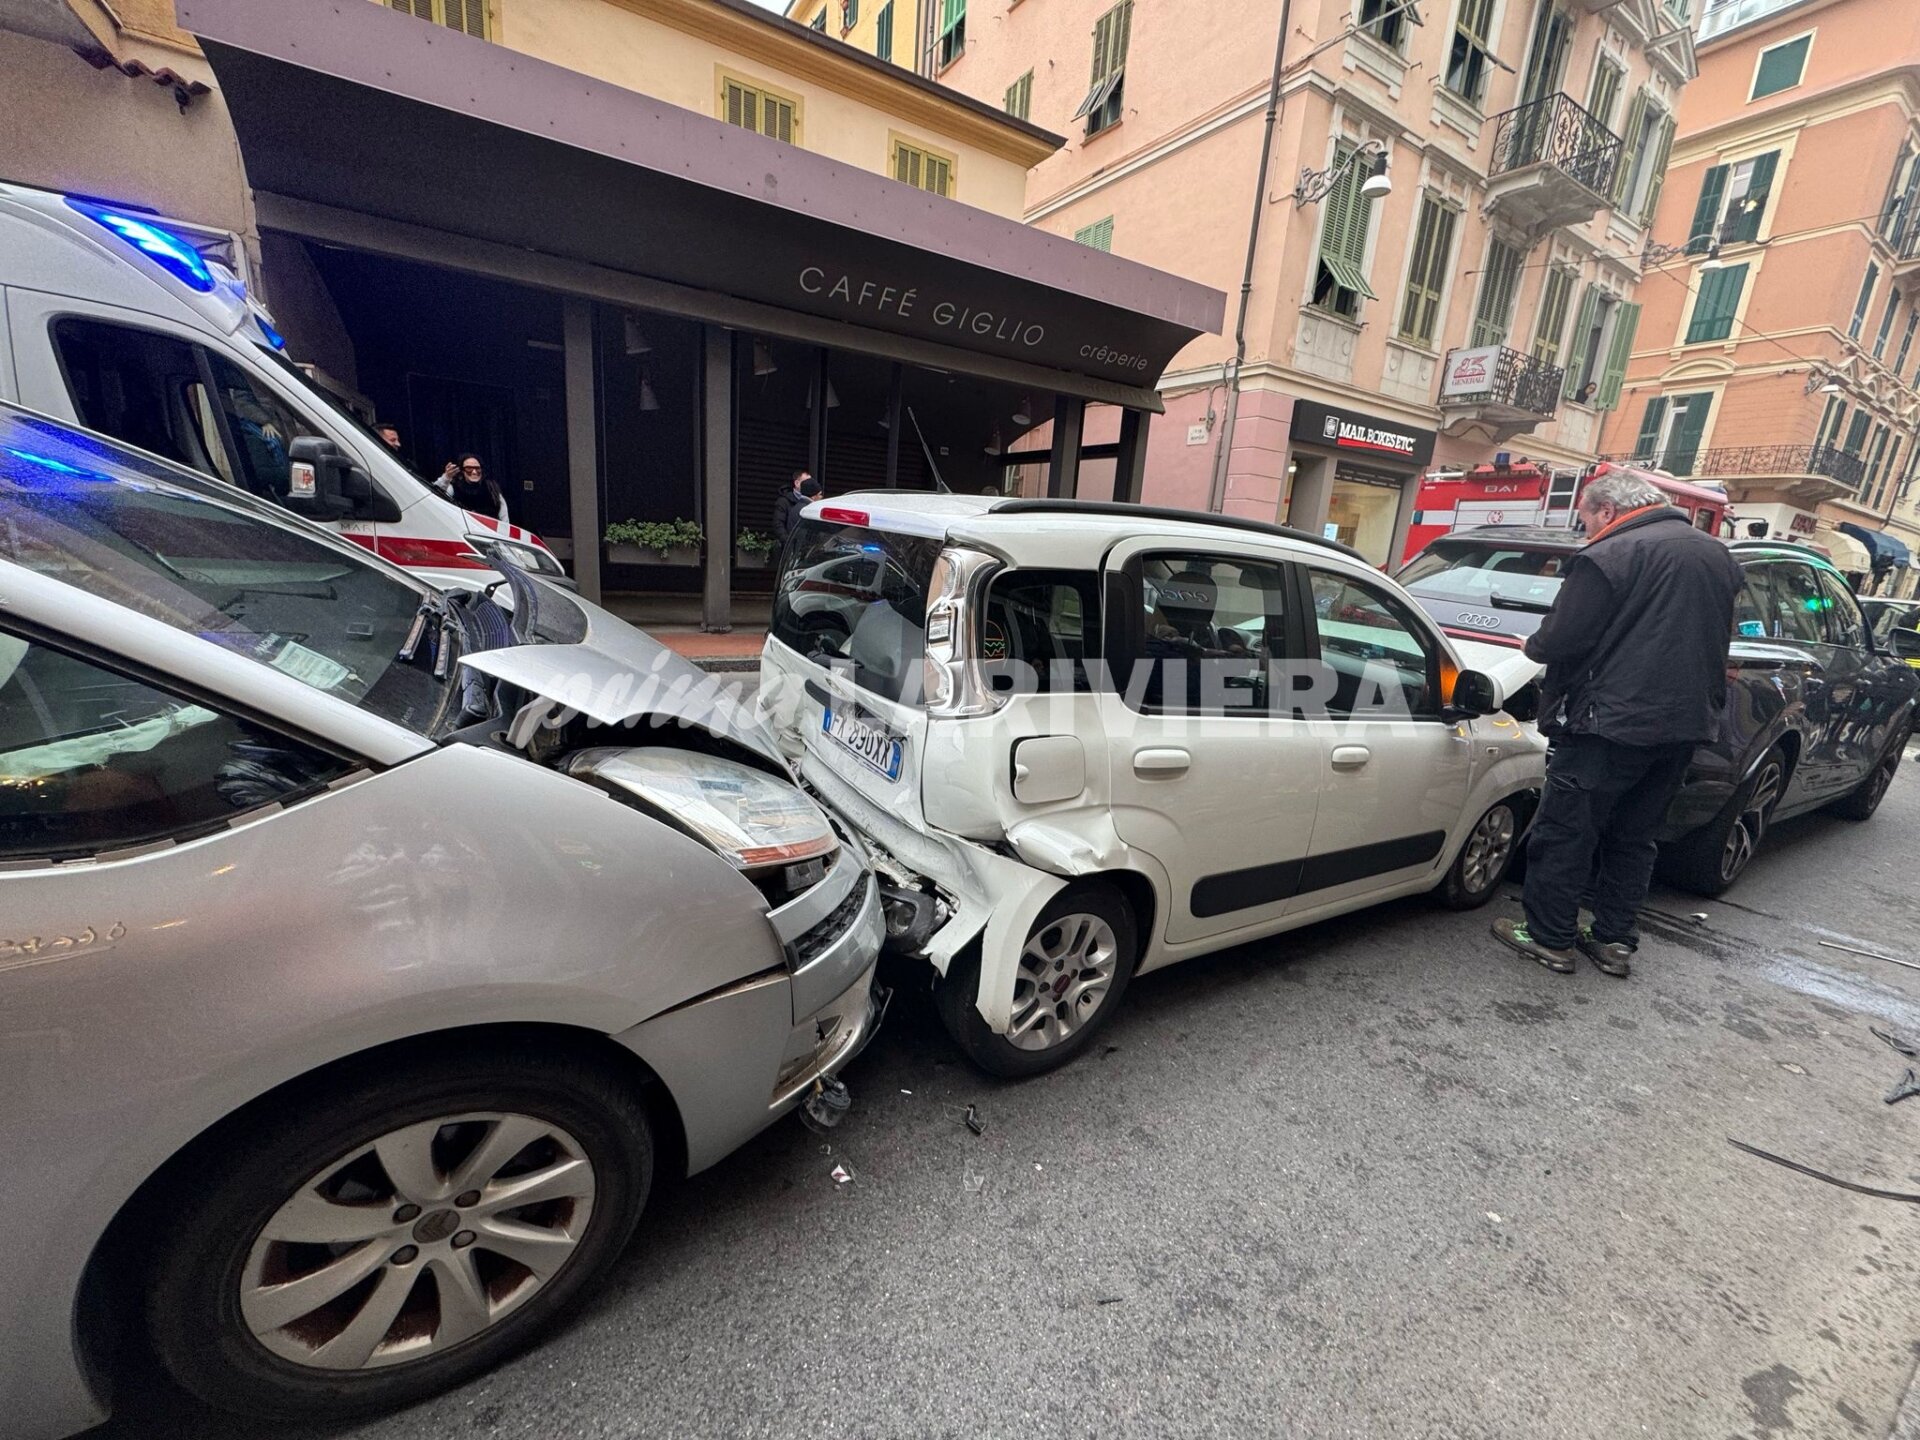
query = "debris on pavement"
(1689, 912, 1708, 924)
(1885, 1069, 1920, 1106)
(1095, 1296, 1124, 1306)
(1817, 939, 1920, 973)
(1872, 1025, 1920, 1059)
(1728, 1138, 1920, 1203)
(964, 1103, 986, 1136)
(830, 1164, 853, 1185)
(1777, 1062, 1806, 1075)
(798, 1076, 852, 1133)
(962, 1164, 985, 1193)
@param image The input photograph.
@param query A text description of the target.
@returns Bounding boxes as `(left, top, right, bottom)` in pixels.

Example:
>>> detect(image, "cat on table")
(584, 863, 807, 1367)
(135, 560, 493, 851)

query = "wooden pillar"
(561, 297, 600, 604)
(702, 325, 734, 632)
(1115, 408, 1150, 504)
(1048, 395, 1084, 498)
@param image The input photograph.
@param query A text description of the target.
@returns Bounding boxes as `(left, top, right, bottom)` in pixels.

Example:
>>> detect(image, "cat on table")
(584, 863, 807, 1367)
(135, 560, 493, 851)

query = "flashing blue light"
(67, 199, 215, 293)
(256, 314, 287, 351)
(860, 543, 883, 552)
(2, 445, 115, 486)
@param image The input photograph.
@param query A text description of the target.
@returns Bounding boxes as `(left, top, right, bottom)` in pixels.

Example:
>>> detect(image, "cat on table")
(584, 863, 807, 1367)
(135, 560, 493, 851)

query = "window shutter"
(1752, 35, 1809, 99)
(765, 98, 794, 143)
(389, 0, 434, 19)
(442, 0, 485, 37)
(1399, 197, 1438, 340)
(1726, 151, 1776, 244)
(1424, 204, 1457, 338)
(1587, 59, 1622, 129)
(925, 155, 952, 197)
(1319, 146, 1354, 268)
(1471, 241, 1520, 347)
(895, 144, 920, 187)
(1563, 286, 1599, 398)
(1596, 301, 1639, 410)
(1612, 93, 1648, 207)
(1687, 165, 1728, 253)
(1090, 9, 1111, 84)
(1634, 396, 1668, 459)
(876, 1, 892, 60)
(1668, 396, 1710, 475)
(1685, 263, 1747, 344)
(1112, 0, 1133, 71)
(1639, 113, 1675, 226)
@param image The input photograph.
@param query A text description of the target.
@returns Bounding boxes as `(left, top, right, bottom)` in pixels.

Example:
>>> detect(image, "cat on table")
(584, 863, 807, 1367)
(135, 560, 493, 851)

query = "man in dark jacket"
(1493, 472, 1744, 978)
(772, 469, 817, 550)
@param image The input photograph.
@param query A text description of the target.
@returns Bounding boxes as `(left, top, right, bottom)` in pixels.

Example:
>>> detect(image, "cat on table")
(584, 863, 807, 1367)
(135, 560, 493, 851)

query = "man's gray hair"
(1585, 472, 1667, 512)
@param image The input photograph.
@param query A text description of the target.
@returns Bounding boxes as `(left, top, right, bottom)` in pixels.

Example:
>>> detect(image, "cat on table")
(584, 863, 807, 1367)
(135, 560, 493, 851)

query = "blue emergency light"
(66, 199, 216, 293)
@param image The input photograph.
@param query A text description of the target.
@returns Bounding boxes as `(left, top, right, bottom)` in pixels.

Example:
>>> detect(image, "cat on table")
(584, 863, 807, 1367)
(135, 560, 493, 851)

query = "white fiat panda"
(760, 495, 1547, 1076)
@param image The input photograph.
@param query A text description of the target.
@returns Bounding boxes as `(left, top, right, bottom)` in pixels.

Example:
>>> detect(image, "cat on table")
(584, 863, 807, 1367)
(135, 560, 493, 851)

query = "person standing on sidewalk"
(1492, 472, 1743, 978)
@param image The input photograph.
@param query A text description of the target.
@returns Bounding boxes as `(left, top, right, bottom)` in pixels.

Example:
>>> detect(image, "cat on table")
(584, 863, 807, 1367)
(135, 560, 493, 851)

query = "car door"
(1097, 540, 1326, 946)
(1756, 559, 1843, 795)
(1814, 566, 1900, 783)
(1290, 562, 1475, 915)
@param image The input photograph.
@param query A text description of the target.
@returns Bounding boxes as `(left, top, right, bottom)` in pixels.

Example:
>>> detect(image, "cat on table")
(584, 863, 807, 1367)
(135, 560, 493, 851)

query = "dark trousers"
(1523, 735, 1694, 949)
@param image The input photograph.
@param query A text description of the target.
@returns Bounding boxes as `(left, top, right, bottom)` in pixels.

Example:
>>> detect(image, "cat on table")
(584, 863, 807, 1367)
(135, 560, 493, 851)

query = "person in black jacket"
(772, 470, 818, 550)
(1492, 472, 1744, 978)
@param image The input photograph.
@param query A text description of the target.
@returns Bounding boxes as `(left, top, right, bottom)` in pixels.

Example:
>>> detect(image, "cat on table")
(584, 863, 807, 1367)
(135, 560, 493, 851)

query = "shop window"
(1469, 239, 1524, 348)
(1849, 263, 1879, 340)
(1683, 263, 1749, 345)
(1750, 32, 1811, 101)
(1358, 0, 1408, 52)
(1304, 568, 1438, 719)
(386, 0, 488, 40)
(875, 1, 893, 59)
(1311, 143, 1380, 320)
(937, 0, 966, 67)
(891, 136, 955, 198)
(1005, 70, 1033, 121)
(1397, 192, 1458, 347)
(1586, 55, 1624, 131)
(1444, 0, 1495, 107)
(1074, 216, 1114, 252)
(719, 72, 802, 146)
(1531, 267, 1576, 368)
(1687, 151, 1778, 253)
(1074, 1, 1131, 136)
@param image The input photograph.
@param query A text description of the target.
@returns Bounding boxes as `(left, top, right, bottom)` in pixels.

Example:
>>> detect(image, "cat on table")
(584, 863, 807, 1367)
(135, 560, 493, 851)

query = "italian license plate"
(822, 703, 903, 781)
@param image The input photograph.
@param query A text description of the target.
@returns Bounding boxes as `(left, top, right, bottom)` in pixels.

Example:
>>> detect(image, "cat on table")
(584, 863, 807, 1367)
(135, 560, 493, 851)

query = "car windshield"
(770, 518, 939, 706)
(1399, 541, 1570, 609)
(0, 411, 458, 736)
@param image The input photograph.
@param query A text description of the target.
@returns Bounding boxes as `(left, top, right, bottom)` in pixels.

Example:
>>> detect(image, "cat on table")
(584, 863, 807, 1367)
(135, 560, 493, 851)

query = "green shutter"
(1751, 35, 1809, 100)
(1596, 301, 1640, 410)
(1725, 151, 1777, 244)
(1005, 71, 1032, 119)
(1587, 58, 1622, 128)
(1639, 113, 1675, 226)
(1471, 241, 1522, 347)
(1688, 165, 1728, 253)
(1090, 7, 1112, 81)
(1563, 285, 1599, 398)
(941, 0, 965, 37)
(1613, 93, 1648, 207)
(876, 1, 892, 60)
(1533, 267, 1574, 365)
(1685, 263, 1747, 344)
(1634, 396, 1669, 460)
(1074, 216, 1113, 251)
(1667, 395, 1710, 476)
(1399, 196, 1439, 341)
(1843, 411, 1871, 454)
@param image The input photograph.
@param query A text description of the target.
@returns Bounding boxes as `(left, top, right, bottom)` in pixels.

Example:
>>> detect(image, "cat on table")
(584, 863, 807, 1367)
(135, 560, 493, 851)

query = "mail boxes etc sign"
(1289, 399, 1436, 469)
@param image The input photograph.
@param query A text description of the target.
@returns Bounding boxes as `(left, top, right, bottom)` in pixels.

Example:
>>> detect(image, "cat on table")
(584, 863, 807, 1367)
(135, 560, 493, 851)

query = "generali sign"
(1289, 399, 1436, 468)
(1439, 343, 1501, 399)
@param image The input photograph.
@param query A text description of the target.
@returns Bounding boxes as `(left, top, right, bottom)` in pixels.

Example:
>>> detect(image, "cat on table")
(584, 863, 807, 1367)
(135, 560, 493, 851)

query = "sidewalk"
(598, 592, 770, 671)
(649, 626, 766, 671)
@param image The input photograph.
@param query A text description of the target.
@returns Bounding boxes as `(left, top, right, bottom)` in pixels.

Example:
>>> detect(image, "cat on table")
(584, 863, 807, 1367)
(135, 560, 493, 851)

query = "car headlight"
(486, 537, 566, 577)
(566, 747, 837, 886)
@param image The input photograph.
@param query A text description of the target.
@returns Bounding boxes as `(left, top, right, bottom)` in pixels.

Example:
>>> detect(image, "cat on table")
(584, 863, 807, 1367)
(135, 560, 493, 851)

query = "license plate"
(822, 703, 903, 781)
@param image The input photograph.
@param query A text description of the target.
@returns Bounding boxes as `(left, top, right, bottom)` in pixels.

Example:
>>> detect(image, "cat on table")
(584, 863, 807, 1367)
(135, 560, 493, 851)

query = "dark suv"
(1397, 528, 1918, 894)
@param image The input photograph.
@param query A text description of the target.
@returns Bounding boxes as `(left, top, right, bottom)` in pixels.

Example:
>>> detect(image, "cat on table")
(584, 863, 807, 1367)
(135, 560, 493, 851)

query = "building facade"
(934, 0, 1698, 563)
(784, 0, 942, 81)
(1596, 0, 1920, 595)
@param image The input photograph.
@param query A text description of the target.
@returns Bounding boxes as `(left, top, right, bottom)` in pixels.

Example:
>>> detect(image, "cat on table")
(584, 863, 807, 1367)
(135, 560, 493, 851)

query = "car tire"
(935, 882, 1139, 1079)
(1659, 744, 1787, 897)
(145, 1045, 652, 1421)
(1827, 722, 1911, 821)
(1435, 796, 1523, 910)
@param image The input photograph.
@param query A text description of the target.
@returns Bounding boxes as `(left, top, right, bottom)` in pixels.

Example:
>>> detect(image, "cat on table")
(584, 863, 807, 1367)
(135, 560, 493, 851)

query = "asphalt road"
(103, 761, 1920, 1440)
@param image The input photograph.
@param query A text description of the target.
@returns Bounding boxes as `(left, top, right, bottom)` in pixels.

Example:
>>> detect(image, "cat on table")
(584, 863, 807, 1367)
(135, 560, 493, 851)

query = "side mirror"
(285, 436, 354, 520)
(1445, 668, 1501, 719)
(1891, 629, 1920, 663)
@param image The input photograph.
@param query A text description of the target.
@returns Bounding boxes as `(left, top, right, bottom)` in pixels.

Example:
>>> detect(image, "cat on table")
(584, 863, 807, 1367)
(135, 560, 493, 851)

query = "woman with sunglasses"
(437, 453, 510, 523)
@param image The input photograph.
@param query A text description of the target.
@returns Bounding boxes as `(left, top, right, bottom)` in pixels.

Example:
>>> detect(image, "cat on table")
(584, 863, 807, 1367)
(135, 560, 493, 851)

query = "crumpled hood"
(457, 592, 780, 767)
(1452, 638, 1542, 707)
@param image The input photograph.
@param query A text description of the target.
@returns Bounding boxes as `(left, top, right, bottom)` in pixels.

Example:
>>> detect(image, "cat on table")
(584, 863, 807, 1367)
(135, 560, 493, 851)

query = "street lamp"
(1293, 140, 1390, 206)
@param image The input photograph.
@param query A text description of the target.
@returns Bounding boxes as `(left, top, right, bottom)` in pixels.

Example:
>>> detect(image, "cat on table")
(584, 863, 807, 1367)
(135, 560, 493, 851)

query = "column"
(562, 297, 600, 605)
(1048, 395, 1085, 499)
(1115, 408, 1151, 504)
(702, 325, 734, 633)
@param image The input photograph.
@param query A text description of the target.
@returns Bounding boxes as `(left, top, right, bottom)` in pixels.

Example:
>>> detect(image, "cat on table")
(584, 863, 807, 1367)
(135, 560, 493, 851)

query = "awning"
(1839, 521, 1912, 570)
(174, 0, 1224, 407)
(1818, 526, 1873, 574)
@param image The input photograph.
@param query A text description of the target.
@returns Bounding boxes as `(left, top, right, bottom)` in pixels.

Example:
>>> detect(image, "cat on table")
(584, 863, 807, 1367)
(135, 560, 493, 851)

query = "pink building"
(939, 0, 1700, 563)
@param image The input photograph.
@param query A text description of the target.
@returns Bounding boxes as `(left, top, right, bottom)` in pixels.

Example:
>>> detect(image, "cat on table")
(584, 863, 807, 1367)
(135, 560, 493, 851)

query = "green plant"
(603, 518, 704, 551)
(735, 529, 777, 556)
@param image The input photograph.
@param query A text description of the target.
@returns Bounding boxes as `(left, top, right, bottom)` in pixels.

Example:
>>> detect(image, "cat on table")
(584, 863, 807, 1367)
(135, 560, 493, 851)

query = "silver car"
(0, 405, 883, 1438)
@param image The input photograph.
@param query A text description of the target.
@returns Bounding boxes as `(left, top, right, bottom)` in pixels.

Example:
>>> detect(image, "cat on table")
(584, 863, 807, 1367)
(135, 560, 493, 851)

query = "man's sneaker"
(1491, 917, 1575, 974)
(1577, 926, 1634, 978)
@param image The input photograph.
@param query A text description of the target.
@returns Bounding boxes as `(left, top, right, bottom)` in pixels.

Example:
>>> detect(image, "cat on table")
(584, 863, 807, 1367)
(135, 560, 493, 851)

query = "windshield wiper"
(397, 589, 453, 663)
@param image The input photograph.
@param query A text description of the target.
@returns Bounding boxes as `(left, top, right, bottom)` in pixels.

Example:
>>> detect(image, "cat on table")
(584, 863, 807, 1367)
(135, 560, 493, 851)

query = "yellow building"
(784, 0, 944, 85)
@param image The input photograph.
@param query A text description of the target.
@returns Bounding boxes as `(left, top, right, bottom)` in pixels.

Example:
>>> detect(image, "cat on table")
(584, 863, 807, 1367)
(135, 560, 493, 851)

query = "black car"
(1397, 528, 1919, 895)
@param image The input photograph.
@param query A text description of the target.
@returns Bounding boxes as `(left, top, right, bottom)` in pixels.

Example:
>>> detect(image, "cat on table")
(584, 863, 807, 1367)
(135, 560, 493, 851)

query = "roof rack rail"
(989, 499, 1368, 562)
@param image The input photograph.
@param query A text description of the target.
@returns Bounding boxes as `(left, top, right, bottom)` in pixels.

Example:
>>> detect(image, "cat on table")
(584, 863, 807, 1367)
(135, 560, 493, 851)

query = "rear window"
(771, 519, 939, 705)
(1398, 541, 1570, 610)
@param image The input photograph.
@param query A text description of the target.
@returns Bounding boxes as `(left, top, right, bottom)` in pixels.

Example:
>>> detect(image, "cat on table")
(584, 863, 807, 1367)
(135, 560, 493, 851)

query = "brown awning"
(176, 0, 1223, 404)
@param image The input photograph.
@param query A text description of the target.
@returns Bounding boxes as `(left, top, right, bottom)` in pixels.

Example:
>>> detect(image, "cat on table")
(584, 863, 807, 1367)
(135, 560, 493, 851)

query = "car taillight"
(820, 507, 870, 526)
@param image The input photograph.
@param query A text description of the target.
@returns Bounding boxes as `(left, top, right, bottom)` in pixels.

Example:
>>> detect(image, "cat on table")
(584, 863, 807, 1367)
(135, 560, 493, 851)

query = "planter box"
(606, 542, 701, 566)
(735, 546, 773, 569)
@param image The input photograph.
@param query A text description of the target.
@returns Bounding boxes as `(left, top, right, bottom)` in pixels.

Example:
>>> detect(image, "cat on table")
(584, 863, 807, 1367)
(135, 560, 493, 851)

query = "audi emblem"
(1455, 611, 1503, 630)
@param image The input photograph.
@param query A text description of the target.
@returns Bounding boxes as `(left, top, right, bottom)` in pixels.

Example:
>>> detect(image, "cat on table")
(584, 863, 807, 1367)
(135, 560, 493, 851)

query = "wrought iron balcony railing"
(1439, 345, 1565, 419)
(1489, 92, 1622, 200)
(1605, 443, 1868, 489)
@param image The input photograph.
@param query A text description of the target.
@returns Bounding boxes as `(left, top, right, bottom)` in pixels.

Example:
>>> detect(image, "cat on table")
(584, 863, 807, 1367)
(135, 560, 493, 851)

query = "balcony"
(1484, 93, 1622, 238)
(1437, 344, 1564, 444)
(1605, 443, 1866, 504)
(1699, 0, 1801, 41)
(1889, 205, 1920, 279)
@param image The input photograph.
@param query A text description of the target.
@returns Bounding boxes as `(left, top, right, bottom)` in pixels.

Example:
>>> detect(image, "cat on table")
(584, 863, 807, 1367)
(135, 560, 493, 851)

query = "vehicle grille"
(787, 879, 868, 968)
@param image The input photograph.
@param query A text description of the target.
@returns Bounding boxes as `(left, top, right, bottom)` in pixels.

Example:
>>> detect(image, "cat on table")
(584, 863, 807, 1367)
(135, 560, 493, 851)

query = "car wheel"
(1828, 723, 1911, 821)
(1659, 745, 1787, 897)
(145, 1046, 651, 1421)
(1435, 797, 1521, 910)
(935, 882, 1139, 1078)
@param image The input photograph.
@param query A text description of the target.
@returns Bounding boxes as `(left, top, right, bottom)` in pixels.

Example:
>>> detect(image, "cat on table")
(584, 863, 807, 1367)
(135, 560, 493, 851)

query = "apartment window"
(841, 0, 858, 28)
(937, 0, 965, 67)
(1445, 0, 1496, 107)
(811, 10, 827, 30)
(1517, 4, 1573, 107)
(1815, 395, 1843, 449)
(1632, 392, 1712, 476)
(1882, 145, 1920, 242)
(1865, 424, 1893, 505)
(1586, 56, 1625, 131)
(1684, 263, 1749, 344)
(875, 0, 893, 60)
(1687, 151, 1778, 253)
(1613, 97, 1674, 226)
(1666, 0, 1691, 20)
(1074, 1, 1132, 137)
(1874, 290, 1902, 359)
(1895, 308, 1918, 374)
(1750, 32, 1811, 101)
(1311, 143, 1380, 320)
(1359, 0, 1409, 51)
(1532, 267, 1576, 368)
(1074, 216, 1115, 252)
(891, 136, 955, 197)
(1005, 70, 1033, 121)
(720, 74, 801, 145)
(1850, 263, 1880, 340)
(1397, 192, 1459, 346)
(1470, 239, 1525, 347)
(1565, 293, 1638, 408)
(1842, 410, 1871, 456)
(386, 0, 487, 39)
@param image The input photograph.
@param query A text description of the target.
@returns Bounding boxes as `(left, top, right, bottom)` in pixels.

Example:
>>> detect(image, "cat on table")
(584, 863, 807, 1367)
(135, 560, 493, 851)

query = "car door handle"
(1133, 747, 1191, 776)
(1330, 744, 1372, 769)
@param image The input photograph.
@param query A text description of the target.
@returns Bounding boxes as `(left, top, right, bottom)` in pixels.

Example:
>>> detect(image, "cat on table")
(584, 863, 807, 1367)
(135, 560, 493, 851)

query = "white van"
(0, 181, 565, 590)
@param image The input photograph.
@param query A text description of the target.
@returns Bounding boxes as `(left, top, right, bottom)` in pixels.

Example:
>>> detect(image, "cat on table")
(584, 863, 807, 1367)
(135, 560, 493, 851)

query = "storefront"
(178, 0, 1224, 626)
(1282, 399, 1438, 567)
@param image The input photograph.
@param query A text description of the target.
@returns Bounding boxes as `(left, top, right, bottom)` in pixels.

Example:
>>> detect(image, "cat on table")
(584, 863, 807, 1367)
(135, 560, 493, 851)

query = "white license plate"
(822, 703, 903, 781)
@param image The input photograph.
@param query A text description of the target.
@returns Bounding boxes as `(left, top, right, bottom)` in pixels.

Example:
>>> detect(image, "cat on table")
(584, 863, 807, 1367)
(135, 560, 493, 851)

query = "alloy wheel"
(1006, 913, 1121, 1052)
(240, 1112, 596, 1371)
(1720, 761, 1783, 884)
(1459, 804, 1517, 896)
